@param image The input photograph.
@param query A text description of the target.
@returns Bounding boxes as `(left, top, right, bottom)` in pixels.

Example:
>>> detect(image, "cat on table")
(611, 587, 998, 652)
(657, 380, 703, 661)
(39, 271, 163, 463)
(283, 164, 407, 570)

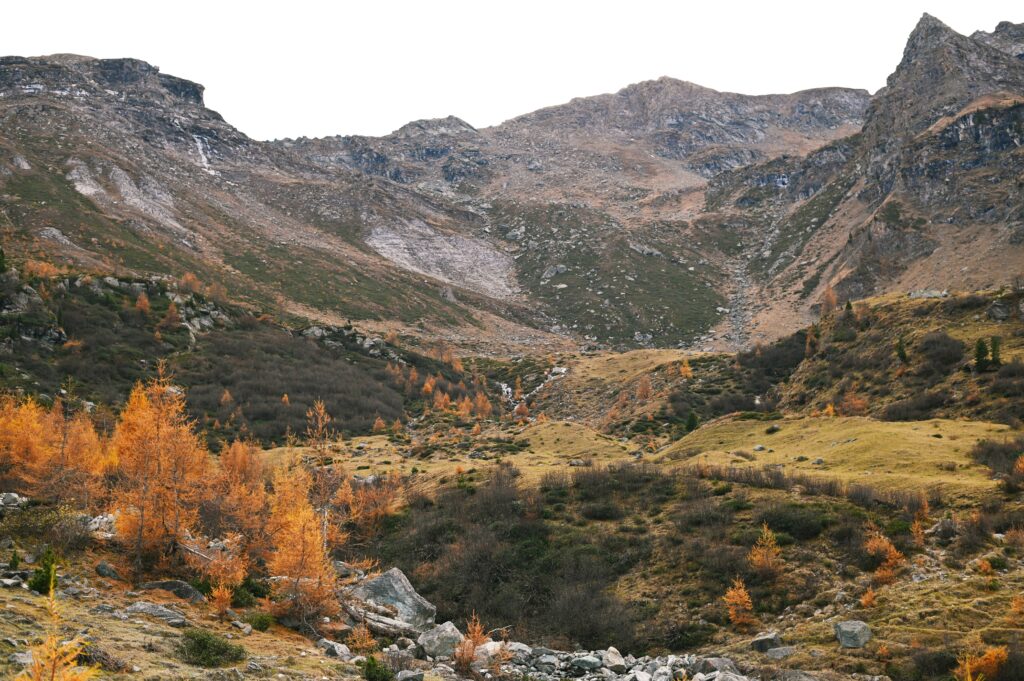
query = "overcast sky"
(6, 1, 1021, 140)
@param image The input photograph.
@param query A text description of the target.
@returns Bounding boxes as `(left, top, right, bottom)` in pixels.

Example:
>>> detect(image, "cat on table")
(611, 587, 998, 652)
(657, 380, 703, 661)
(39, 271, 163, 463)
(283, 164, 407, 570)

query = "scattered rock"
(316, 638, 351, 658)
(834, 620, 872, 648)
(231, 620, 253, 636)
(8, 650, 33, 666)
(766, 646, 796, 660)
(750, 631, 782, 652)
(417, 621, 464, 658)
(350, 568, 436, 630)
(140, 579, 205, 604)
(603, 646, 627, 673)
(95, 561, 122, 581)
(125, 601, 187, 627)
(397, 671, 425, 681)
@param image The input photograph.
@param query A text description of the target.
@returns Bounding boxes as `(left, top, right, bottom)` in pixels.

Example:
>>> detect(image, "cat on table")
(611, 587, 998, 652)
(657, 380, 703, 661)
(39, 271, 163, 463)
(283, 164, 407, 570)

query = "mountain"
(0, 15, 1021, 352)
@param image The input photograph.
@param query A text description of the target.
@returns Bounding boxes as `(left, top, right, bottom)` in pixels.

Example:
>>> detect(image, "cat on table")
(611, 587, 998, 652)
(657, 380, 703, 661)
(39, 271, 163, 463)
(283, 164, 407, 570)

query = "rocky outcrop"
(834, 620, 872, 648)
(124, 601, 187, 627)
(140, 579, 206, 604)
(417, 622, 464, 658)
(349, 567, 437, 631)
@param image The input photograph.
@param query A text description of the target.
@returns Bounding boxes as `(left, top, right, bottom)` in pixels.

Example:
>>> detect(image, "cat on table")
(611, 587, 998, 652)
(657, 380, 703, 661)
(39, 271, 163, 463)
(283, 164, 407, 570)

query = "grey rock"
(125, 601, 187, 627)
(95, 561, 122, 580)
(988, 300, 1011, 321)
(316, 638, 351, 658)
(751, 630, 782, 652)
(231, 620, 253, 636)
(834, 620, 872, 648)
(652, 666, 672, 681)
(397, 672, 424, 681)
(695, 658, 739, 675)
(602, 646, 627, 673)
(535, 654, 559, 672)
(351, 567, 436, 630)
(417, 621, 464, 658)
(8, 650, 33, 665)
(766, 646, 796, 660)
(572, 655, 602, 671)
(140, 579, 205, 603)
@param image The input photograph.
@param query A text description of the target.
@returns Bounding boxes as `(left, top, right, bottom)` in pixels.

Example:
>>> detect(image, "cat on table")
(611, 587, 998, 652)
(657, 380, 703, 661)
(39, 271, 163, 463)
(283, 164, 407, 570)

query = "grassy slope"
(662, 415, 1011, 505)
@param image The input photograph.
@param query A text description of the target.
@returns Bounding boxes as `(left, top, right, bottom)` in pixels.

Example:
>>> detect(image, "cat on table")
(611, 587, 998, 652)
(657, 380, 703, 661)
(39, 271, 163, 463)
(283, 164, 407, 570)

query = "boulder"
(351, 568, 436, 631)
(316, 638, 351, 658)
(125, 601, 187, 627)
(751, 631, 782, 652)
(417, 621, 464, 658)
(834, 620, 872, 648)
(140, 579, 205, 604)
(8, 651, 33, 666)
(695, 658, 739, 675)
(602, 646, 627, 673)
(766, 646, 796, 660)
(988, 300, 1011, 321)
(396, 672, 424, 681)
(231, 620, 253, 636)
(571, 655, 602, 671)
(652, 666, 673, 681)
(0, 492, 27, 508)
(534, 654, 559, 672)
(95, 561, 122, 581)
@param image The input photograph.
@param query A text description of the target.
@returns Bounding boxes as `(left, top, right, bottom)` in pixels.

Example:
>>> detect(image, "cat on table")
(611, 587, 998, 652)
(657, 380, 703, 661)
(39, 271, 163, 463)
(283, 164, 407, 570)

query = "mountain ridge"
(1, 13, 1021, 352)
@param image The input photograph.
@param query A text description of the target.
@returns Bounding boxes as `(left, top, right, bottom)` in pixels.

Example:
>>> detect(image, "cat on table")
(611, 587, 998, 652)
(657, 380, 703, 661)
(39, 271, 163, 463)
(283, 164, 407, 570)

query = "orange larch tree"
(110, 370, 210, 572)
(266, 463, 338, 625)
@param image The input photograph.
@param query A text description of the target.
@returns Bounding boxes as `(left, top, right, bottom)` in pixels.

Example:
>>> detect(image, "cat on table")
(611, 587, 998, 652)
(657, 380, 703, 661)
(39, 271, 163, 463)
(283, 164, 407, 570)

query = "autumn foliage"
(111, 369, 210, 572)
(723, 577, 756, 629)
(748, 523, 782, 580)
(266, 463, 339, 624)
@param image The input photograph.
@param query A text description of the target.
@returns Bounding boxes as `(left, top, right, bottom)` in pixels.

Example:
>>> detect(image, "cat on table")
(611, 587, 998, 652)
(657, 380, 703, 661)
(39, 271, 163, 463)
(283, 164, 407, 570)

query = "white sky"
(5, 1, 1021, 140)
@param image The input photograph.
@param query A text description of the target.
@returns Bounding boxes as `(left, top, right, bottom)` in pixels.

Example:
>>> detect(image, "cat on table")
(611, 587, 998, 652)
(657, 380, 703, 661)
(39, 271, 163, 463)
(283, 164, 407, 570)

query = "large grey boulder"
(571, 655, 602, 672)
(125, 601, 187, 627)
(140, 579, 205, 604)
(417, 621, 464, 658)
(316, 638, 352, 659)
(834, 620, 872, 648)
(602, 646, 627, 673)
(351, 568, 436, 630)
(751, 631, 782, 652)
(695, 658, 739, 675)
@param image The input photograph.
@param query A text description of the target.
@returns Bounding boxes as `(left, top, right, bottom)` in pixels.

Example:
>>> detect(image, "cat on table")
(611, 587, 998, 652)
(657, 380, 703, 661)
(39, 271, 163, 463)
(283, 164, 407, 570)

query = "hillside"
(1, 10, 1024, 681)
(1, 15, 1021, 351)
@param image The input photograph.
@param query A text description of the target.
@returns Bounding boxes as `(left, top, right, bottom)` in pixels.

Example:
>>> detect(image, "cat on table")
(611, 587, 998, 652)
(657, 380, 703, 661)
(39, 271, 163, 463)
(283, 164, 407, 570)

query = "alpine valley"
(0, 12, 1022, 681)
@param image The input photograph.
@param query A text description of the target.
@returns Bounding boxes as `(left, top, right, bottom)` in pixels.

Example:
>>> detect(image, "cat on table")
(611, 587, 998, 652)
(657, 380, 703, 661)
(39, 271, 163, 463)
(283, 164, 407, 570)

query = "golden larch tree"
(748, 522, 782, 579)
(723, 577, 756, 629)
(266, 463, 338, 624)
(111, 370, 209, 571)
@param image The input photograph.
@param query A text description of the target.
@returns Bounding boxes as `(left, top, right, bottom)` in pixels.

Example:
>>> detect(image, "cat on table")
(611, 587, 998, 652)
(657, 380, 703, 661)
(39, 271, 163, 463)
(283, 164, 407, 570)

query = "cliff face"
(1, 14, 1021, 351)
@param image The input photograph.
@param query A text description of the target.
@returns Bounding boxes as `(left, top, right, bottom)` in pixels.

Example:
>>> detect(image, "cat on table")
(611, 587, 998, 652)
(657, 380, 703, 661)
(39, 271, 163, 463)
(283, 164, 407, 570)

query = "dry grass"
(661, 415, 1015, 506)
(0, 553, 348, 680)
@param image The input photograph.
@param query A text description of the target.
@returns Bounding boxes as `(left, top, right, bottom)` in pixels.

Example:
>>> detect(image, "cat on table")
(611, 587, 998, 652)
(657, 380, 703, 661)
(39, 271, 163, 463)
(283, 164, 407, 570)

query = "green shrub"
(754, 504, 827, 540)
(362, 656, 394, 681)
(8, 550, 19, 570)
(27, 548, 57, 594)
(244, 612, 275, 632)
(176, 628, 246, 667)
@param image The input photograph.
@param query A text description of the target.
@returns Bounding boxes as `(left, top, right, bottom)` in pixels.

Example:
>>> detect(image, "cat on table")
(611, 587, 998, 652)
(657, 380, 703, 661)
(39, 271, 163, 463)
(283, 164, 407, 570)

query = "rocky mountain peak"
(393, 115, 478, 139)
(863, 13, 1024, 146)
(971, 20, 1024, 59)
(0, 54, 206, 107)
